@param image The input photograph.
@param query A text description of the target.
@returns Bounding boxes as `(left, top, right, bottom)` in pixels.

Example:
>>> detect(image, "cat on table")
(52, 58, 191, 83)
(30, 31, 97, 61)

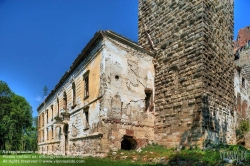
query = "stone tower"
(139, 0, 236, 147)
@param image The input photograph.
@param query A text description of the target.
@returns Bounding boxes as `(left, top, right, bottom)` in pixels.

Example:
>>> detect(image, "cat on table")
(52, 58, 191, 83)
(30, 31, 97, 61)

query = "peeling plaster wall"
(234, 69, 250, 120)
(38, 40, 104, 156)
(38, 35, 155, 156)
(235, 49, 250, 82)
(99, 37, 155, 151)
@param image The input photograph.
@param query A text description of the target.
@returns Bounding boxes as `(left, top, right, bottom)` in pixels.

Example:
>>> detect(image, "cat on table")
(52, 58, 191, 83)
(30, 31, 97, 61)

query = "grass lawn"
(0, 154, 154, 166)
(1, 144, 250, 166)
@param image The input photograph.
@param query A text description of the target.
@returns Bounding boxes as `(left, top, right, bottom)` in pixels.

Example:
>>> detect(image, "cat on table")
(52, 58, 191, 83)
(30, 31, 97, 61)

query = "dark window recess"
(57, 98, 60, 116)
(63, 124, 69, 134)
(85, 111, 89, 125)
(46, 110, 48, 123)
(52, 126, 53, 137)
(242, 77, 245, 87)
(47, 128, 49, 140)
(145, 89, 152, 111)
(237, 69, 241, 77)
(83, 108, 90, 130)
(51, 105, 53, 120)
(72, 82, 76, 108)
(234, 52, 240, 60)
(84, 76, 89, 98)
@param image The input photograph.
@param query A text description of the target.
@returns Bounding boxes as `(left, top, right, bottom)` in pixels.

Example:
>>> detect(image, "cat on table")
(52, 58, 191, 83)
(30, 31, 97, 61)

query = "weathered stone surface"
(139, 0, 236, 147)
(234, 26, 250, 49)
(37, 31, 155, 156)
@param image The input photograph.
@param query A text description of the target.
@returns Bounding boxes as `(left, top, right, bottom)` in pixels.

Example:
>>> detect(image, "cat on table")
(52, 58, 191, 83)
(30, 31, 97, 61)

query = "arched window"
(63, 91, 67, 110)
(72, 82, 76, 107)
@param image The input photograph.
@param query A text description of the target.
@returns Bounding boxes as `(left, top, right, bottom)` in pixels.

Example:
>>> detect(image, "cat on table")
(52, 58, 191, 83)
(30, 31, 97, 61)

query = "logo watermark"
(220, 150, 249, 164)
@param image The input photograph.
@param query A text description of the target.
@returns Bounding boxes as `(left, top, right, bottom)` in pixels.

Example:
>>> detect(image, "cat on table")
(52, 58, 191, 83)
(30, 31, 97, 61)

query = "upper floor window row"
(42, 70, 90, 116)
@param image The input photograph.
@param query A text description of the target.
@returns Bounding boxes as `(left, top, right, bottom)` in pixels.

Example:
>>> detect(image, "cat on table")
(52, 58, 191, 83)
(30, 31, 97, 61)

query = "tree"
(9, 94, 32, 150)
(0, 80, 33, 151)
(236, 120, 250, 145)
(43, 86, 48, 98)
(0, 81, 13, 150)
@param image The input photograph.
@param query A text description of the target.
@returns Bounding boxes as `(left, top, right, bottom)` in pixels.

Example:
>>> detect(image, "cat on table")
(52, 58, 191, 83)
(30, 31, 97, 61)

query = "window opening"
(63, 91, 67, 110)
(84, 75, 89, 98)
(242, 77, 245, 87)
(57, 98, 59, 116)
(72, 82, 76, 108)
(144, 89, 152, 111)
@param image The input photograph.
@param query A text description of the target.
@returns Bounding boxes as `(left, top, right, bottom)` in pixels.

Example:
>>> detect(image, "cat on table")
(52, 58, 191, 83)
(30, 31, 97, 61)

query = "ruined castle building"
(139, 0, 236, 146)
(234, 27, 250, 147)
(234, 26, 250, 49)
(37, 31, 155, 155)
(234, 68, 250, 120)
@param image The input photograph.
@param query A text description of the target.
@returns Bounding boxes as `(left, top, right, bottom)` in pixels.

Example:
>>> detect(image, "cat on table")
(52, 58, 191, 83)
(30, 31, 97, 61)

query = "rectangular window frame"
(83, 70, 90, 100)
(83, 106, 89, 130)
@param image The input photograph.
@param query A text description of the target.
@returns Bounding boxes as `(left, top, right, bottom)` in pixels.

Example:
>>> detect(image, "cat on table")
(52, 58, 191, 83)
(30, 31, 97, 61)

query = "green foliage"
(236, 120, 250, 140)
(1, 144, 250, 166)
(0, 80, 34, 151)
(43, 86, 48, 97)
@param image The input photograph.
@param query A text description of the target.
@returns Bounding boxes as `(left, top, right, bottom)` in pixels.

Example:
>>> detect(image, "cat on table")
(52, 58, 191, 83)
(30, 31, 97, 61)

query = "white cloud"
(35, 96, 42, 102)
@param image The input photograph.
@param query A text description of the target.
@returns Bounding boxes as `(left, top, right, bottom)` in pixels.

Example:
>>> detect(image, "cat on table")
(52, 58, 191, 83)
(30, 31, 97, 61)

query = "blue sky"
(0, 1, 249, 118)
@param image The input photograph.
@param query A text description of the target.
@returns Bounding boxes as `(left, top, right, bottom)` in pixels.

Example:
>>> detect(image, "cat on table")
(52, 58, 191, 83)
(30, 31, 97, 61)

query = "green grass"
(1, 144, 250, 166)
(0, 154, 154, 166)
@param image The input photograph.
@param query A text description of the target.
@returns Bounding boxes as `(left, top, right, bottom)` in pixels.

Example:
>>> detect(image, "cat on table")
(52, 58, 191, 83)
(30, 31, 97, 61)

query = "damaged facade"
(37, 31, 155, 156)
(234, 26, 250, 147)
(38, 1, 250, 156)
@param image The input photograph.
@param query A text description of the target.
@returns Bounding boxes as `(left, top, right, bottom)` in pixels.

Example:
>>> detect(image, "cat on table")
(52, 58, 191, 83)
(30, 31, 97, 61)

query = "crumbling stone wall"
(234, 26, 250, 49)
(234, 68, 250, 119)
(235, 49, 250, 82)
(99, 35, 155, 151)
(139, 0, 235, 147)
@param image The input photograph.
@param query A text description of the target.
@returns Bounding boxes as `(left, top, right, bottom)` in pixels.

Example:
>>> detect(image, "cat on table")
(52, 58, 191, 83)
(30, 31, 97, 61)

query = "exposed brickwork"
(139, 0, 235, 147)
(235, 26, 250, 49)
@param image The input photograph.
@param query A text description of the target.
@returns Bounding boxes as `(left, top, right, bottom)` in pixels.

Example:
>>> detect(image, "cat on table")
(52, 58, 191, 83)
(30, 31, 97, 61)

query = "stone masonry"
(139, 0, 236, 147)
(234, 26, 250, 49)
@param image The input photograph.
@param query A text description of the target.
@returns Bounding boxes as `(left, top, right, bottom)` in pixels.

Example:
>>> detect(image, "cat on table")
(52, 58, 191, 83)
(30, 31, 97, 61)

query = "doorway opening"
(63, 124, 69, 155)
(121, 135, 137, 150)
